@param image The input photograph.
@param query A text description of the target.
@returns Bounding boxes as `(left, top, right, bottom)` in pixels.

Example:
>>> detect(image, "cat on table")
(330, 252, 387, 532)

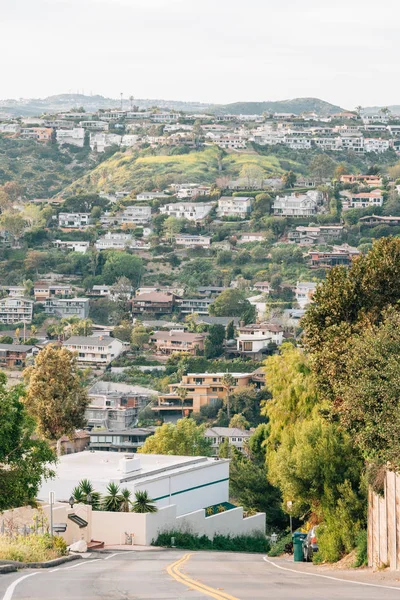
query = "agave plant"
(74, 479, 102, 510)
(102, 482, 123, 512)
(119, 488, 132, 512)
(131, 490, 158, 514)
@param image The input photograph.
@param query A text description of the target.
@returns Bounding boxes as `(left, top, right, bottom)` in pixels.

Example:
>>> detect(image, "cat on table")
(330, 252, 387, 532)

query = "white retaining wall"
(90, 504, 265, 546)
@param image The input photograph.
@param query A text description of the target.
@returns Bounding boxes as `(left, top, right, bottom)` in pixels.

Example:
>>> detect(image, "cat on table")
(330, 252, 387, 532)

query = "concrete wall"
(90, 504, 265, 546)
(176, 507, 266, 540)
(368, 470, 400, 570)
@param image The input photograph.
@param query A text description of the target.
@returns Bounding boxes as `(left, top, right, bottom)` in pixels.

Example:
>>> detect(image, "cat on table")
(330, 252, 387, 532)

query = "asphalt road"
(1, 550, 400, 600)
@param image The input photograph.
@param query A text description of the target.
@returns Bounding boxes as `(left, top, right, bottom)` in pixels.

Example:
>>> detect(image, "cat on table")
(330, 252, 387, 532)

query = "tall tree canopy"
(0, 374, 55, 510)
(302, 237, 400, 397)
(24, 345, 89, 447)
(138, 418, 212, 456)
(209, 289, 256, 324)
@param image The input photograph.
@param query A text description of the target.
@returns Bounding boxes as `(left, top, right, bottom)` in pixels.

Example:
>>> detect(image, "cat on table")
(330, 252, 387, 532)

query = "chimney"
(239, 320, 245, 328)
(119, 455, 141, 475)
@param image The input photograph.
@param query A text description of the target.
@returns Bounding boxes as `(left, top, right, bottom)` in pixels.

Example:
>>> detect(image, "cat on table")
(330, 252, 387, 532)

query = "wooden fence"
(368, 470, 400, 569)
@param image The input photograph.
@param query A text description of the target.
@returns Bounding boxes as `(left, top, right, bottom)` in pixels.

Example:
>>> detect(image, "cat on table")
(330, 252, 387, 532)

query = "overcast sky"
(1, 0, 399, 108)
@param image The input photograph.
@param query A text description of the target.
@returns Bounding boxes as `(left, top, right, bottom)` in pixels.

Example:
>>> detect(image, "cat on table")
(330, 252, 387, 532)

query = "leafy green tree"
(113, 321, 133, 342)
(240, 164, 264, 188)
(262, 344, 365, 558)
(282, 170, 296, 188)
(253, 193, 272, 218)
(0, 335, 13, 344)
(163, 216, 183, 241)
(131, 490, 157, 513)
(209, 289, 256, 324)
(131, 323, 149, 350)
(229, 413, 250, 430)
(229, 447, 287, 532)
(139, 418, 212, 456)
(103, 252, 142, 285)
(302, 237, 400, 398)
(204, 324, 225, 358)
(310, 155, 337, 183)
(23, 345, 89, 455)
(226, 320, 235, 340)
(334, 309, 400, 469)
(0, 374, 55, 511)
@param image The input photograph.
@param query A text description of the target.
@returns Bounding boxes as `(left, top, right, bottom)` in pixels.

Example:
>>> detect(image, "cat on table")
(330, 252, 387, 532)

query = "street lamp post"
(49, 491, 55, 537)
(287, 500, 293, 534)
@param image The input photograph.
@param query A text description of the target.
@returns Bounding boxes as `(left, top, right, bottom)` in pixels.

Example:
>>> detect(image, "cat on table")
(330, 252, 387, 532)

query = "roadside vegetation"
(0, 534, 67, 563)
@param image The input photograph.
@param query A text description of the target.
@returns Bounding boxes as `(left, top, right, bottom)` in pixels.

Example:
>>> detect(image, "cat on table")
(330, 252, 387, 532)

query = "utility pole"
(120, 92, 123, 110)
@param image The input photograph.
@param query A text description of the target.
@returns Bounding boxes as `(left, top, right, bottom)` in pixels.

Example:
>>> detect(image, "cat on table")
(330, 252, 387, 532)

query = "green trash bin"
(292, 532, 307, 562)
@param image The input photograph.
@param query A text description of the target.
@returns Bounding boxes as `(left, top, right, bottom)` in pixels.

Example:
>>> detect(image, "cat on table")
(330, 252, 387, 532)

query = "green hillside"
(209, 97, 344, 116)
(0, 135, 97, 199)
(64, 146, 299, 194)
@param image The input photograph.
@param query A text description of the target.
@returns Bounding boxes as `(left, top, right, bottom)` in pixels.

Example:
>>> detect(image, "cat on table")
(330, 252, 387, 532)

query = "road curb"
(0, 554, 81, 573)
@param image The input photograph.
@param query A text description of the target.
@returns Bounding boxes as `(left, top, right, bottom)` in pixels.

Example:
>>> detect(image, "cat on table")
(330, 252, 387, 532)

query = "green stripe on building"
(152, 477, 229, 502)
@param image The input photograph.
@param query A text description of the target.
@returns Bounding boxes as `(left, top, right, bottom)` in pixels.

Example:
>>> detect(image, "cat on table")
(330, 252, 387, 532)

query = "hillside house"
(309, 245, 360, 269)
(295, 281, 318, 308)
(132, 292, 175, 315)
(175, 234, 211, 248)
(153, 372, 257, 421)
(160, 202, 214, 221)
(236, 323, 284, 358)
(58, 213, 90, 228)
(204, 427, 251, 456)
(273, 191, 322, 217)
(217, 196, 253, 219)
(44, 298, 90, 320)
(63, 335, 125, 365)
(149, 330, 206, 355)
(0, 297, 34, 324)
(0, 343, 35, 368)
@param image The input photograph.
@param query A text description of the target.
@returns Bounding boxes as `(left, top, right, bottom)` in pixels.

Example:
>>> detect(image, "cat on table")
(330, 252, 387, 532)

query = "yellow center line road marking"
(166, 553, 240, 600)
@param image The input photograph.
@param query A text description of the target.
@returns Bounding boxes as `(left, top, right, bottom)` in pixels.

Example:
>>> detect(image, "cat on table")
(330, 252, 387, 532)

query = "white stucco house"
(63, 335, 125, 365)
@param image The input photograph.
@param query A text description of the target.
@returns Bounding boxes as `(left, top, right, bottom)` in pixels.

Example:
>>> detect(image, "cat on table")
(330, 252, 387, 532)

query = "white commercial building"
(217, 196, 253, 219)
(63, 335, 125, 365)
(36, 452, 265, 546)
(160, 202, 214, 221)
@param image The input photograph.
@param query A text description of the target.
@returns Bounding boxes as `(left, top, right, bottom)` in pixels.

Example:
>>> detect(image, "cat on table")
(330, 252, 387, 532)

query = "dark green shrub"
(152, 530, 270, 553)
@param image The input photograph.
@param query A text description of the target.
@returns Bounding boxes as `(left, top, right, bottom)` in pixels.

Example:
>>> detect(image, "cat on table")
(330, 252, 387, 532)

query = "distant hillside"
(63, 146, 301, 195)
(208, 97, 344, 116)
(0, 94, 210, 117)
(362, 105, 400, 115)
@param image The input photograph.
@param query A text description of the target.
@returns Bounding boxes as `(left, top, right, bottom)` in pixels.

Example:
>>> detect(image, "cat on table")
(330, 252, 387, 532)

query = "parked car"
(303, 526, 318, 562)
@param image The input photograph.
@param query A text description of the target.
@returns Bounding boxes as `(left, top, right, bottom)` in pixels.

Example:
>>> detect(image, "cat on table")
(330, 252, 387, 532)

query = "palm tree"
(119, 488, 132, 512)
(131, 490, 158, 513)
(102, 482, 123, 512)
(176, 386, 188, 417)
(221, 373, 235, 420)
